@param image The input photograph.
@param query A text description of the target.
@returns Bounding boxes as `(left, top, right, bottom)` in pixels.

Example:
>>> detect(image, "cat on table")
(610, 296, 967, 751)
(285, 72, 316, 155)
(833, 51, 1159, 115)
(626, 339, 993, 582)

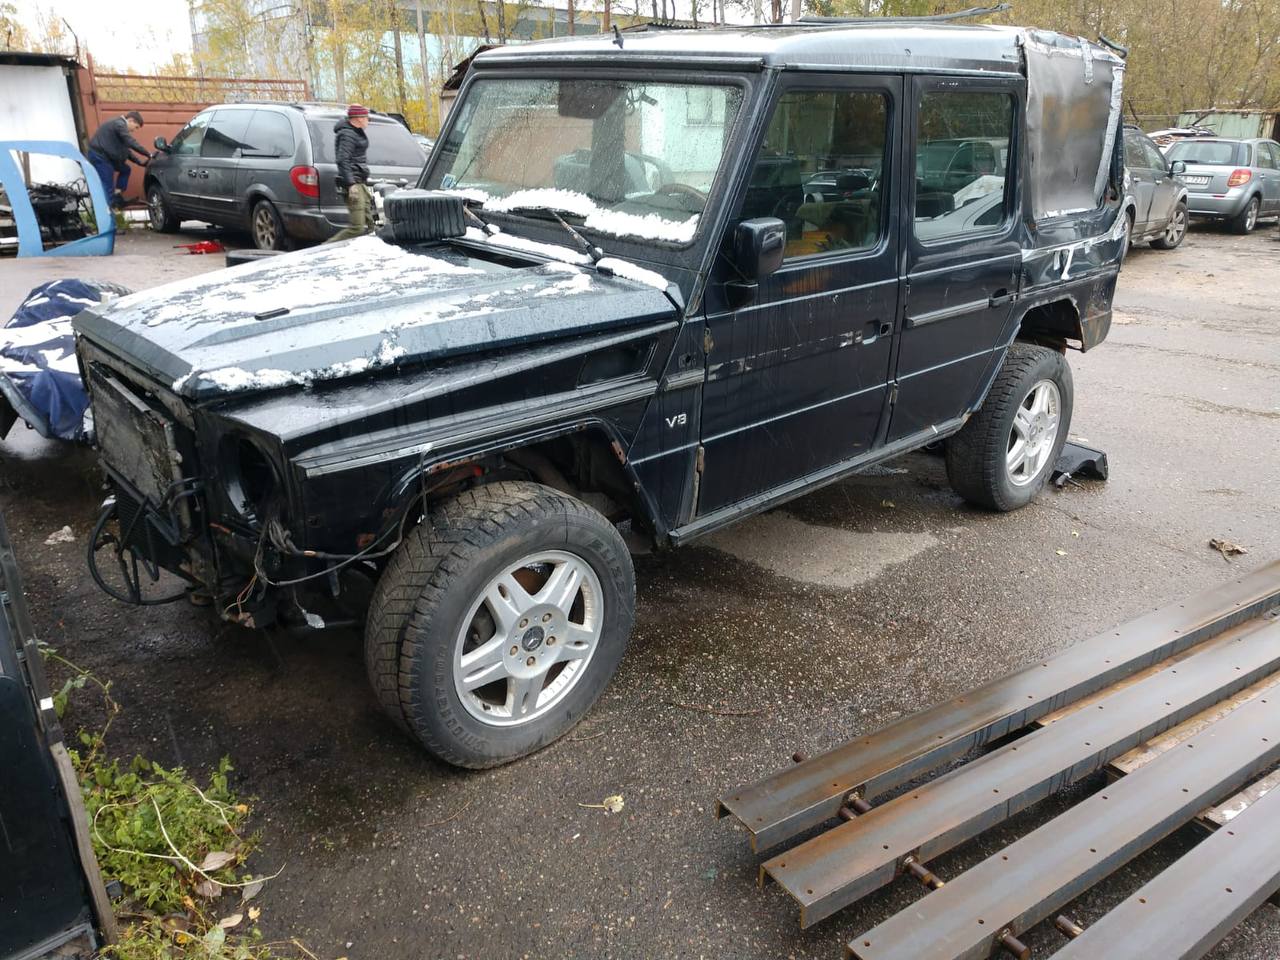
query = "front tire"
(1230, 196, 1260, 235)
(1151, 201, 1187, 249)
(364, 482, 635, 768)
(946, 343, 1073, 512)
(147, 185, 178, 233)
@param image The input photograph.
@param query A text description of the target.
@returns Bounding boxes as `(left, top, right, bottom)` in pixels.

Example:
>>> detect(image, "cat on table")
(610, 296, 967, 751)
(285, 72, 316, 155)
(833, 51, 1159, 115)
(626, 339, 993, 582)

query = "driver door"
(696, 74, 903, 516)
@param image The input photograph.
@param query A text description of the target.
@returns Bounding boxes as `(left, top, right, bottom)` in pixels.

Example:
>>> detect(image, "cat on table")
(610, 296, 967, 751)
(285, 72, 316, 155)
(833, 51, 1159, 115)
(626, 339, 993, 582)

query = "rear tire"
(1151, 201, 1187, 249)
(1230, 196, 1260, 234)
(251, 199, 289, 250)
(946, 343, 1073, 512)
(363, 482, 635, 768)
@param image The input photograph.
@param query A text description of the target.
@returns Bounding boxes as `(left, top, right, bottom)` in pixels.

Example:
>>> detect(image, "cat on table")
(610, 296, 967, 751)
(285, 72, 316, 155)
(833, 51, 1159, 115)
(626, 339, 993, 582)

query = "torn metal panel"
(1021, 30, 1126, 221)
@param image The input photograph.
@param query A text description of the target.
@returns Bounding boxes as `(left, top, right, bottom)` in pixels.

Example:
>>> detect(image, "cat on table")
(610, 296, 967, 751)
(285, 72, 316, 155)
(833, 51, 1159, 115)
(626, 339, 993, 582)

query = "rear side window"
(742, 88, 889, 261)
(1124, 131, 1153, 169)
(1141, 139, 1167, 171)
(1167, 140, 1242, 165)
(914, 91, 1014, 243)
(242, 110, 296, 158)
(1257, 143, 1279, 170)
(309, 119, 426, 168)
(202, 110, 253, 159)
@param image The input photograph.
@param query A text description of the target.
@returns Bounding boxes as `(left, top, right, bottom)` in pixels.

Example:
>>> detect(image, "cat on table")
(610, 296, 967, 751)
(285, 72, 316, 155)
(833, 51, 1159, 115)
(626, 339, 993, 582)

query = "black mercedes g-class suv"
(75, 22, 1127, 768)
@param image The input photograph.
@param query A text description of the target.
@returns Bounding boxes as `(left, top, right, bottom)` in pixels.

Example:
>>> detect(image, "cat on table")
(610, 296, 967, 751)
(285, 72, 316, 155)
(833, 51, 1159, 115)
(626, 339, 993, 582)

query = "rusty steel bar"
(1053, 915, 1085, 939)
(844, 690, 1280, 960)
(766, 615, 1280, 927)
(1051, 768, 1280, 960)
(717, 562, 1280, 852)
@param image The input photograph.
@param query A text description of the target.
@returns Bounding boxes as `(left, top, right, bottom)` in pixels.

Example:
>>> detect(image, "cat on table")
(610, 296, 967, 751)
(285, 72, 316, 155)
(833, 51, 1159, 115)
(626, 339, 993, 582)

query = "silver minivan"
(1165, 137, 1280, 234)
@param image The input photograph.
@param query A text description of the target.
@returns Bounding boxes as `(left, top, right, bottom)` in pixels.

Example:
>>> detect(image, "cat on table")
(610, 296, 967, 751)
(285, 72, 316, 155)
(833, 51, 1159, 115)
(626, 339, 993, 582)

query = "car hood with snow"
(73, 233, 677, 402)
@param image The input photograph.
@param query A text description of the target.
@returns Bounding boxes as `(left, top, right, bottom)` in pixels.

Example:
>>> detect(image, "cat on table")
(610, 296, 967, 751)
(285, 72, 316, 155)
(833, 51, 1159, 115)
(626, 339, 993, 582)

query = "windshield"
(1166, 140, 1244, 166)
(425, 77, 745, 245)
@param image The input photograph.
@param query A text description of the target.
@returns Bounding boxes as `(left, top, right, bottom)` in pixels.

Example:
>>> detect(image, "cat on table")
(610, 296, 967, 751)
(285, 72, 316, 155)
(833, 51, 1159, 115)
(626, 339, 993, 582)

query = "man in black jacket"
(87, 111, 150, 210)
(326, 104, 373, 243)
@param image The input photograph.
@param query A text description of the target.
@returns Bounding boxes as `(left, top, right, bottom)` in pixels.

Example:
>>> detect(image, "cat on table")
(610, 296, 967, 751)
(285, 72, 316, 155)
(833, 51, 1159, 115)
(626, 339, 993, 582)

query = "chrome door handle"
(186, 170, 198, 177)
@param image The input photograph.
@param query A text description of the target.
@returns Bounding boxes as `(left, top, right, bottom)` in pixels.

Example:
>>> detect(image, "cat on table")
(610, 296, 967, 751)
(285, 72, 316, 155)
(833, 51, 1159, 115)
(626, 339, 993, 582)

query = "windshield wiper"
(497, 203, 606, 264)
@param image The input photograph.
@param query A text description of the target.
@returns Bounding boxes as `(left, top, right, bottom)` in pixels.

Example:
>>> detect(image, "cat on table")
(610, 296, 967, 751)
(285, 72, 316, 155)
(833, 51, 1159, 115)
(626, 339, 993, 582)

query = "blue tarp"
(0, 280, 123, 441)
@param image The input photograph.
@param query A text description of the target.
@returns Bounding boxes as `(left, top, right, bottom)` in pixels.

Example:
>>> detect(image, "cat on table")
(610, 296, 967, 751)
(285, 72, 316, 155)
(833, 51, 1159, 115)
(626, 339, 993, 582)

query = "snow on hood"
(75, 234, 677, 400)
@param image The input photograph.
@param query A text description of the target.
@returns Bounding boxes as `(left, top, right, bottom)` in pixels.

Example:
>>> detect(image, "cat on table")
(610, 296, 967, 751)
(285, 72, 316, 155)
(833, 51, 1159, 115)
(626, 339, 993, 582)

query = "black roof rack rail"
(799, 2, 1009, 24)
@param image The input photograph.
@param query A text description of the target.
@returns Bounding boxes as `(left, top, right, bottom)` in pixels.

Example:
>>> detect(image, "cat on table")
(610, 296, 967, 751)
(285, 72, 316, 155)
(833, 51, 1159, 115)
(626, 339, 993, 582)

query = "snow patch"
(535, 273, 594, 297)
(478, 187, 699, 243)
(597, 258, 669, 290)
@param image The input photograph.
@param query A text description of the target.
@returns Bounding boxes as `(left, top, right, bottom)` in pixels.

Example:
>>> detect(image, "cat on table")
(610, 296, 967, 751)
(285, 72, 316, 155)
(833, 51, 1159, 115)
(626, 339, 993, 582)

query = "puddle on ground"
(700, 510, 938, 590)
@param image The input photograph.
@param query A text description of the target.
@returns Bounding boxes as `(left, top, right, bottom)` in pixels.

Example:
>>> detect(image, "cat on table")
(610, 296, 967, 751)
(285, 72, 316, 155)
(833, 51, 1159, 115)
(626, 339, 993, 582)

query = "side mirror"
(734, 217, 786, 281)
(1169, 159, 1187, 174)
(153, 136, 169, 151)
(725, 217, 786, 309)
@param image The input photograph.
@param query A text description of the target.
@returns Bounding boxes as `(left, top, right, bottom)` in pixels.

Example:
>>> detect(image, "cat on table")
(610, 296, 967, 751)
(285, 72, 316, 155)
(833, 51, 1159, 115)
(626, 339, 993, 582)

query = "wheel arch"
(1014, 297, 1082, 352)
(386, 422, 665, 549)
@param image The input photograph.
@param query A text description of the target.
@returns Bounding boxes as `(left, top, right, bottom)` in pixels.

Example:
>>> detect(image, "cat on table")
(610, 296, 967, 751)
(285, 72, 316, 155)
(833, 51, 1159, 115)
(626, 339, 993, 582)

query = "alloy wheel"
(253, 206, 277, 249)
(453, 550, 603, 727)
(148, 191, 166, 229)
(1006, 379, 1061, 487)
(1164, 207, 1186, 246)
(1245, 199, 1258, 232)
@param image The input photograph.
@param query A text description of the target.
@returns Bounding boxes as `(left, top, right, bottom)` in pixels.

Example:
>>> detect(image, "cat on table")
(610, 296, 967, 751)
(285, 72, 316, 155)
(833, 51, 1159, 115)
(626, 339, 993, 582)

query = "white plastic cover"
(1021, 30, 1126, 220)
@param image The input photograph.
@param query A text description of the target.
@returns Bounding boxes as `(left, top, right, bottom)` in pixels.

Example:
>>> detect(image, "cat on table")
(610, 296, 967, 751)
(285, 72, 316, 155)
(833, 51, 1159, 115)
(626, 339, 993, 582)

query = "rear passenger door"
(891, 78, 1022, 442)
(1141, 136, 1177, 229)
(197, 109, 253, 226)
(698, 74, 902, 514)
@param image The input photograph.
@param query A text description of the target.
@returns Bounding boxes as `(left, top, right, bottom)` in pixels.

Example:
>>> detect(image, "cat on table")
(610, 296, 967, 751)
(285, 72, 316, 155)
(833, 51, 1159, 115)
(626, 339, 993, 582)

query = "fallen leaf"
(1071, 530, 1080, 538)
(240, 879, 264, 902)
(218, 913, 243, 929)
(880, 500, 895, 509)
(193, 879, 220, 899)
(1209, 538, 1247, 560)
(577, 794, 625, 814)
(235, 803, 249, 814)
(182, 896, 196, 911)
(199, 851, 236, 872)
(1055, 549, 1067, 557)
(44, 525, 75, 545)
(247, 906, 261, 921)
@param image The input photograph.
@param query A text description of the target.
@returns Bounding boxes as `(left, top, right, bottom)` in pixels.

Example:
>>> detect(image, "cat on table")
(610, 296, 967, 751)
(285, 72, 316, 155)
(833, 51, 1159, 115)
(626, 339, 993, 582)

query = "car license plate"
(1184, 175, 1210, 186)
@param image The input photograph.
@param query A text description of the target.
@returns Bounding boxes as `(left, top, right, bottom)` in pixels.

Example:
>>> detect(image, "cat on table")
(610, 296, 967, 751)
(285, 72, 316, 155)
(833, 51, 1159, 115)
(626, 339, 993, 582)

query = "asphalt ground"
(2, 220, 1279, 959)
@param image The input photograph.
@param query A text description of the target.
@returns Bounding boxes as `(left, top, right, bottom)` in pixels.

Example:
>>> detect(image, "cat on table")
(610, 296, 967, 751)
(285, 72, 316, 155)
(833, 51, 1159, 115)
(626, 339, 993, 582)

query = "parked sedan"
(1164, 137, 1280, 234)
(145, 102, 426, 249)
(1123, 126, 1189, 250)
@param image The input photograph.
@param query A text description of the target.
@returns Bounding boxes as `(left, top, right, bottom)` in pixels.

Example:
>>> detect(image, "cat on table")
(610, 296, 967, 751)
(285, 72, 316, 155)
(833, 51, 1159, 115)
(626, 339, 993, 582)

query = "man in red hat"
(326, 104, 373, 243)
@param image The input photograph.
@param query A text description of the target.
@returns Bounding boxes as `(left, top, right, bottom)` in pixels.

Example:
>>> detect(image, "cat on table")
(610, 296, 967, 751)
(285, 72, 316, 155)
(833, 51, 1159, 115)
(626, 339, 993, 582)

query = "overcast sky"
(23, 0, 194, 71)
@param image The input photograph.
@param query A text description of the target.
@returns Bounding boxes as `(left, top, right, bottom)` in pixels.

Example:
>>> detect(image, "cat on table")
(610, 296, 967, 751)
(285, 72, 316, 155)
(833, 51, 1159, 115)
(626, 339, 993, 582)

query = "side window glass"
(202, 110, 253, 159)
(741, 88, 888, 261)
(1143, 140, 1167, 171)
(171, 113, 211, 156)
(242, 111, 296, 158)
(914, 91, 1013, 243)
(1124, 132, 1149, 169)
(1258, 144, 1279, 170)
